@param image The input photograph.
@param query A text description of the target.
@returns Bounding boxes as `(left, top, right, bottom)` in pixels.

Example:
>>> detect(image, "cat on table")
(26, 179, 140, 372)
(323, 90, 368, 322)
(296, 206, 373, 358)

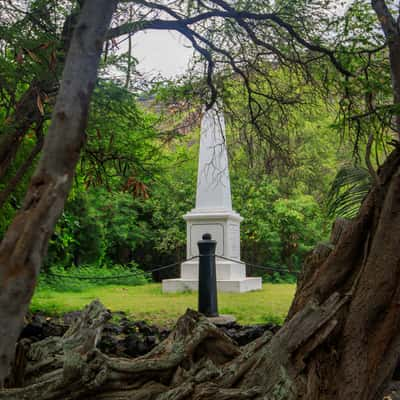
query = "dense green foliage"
(0, 70, 356, 281)
(40, 82, 353, 279)
(2, 0, 387, 286)
(38, 263, 149, 292)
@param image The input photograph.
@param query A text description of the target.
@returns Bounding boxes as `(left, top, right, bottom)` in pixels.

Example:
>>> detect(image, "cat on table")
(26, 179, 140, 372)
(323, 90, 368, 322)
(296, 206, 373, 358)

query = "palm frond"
(327, 165, 372, 218)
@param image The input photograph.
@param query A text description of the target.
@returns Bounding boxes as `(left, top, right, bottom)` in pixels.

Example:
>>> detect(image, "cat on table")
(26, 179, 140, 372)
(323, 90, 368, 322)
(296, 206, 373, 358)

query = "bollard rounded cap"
(202, 233, 212, 240)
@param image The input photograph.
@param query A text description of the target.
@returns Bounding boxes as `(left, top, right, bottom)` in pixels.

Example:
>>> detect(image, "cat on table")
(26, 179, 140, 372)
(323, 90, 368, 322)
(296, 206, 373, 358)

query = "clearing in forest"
(30, 283, 296, 326)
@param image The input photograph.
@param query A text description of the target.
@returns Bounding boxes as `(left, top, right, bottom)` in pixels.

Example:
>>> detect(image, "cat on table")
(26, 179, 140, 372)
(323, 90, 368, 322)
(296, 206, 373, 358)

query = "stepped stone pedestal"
(162, 105, 261, 293)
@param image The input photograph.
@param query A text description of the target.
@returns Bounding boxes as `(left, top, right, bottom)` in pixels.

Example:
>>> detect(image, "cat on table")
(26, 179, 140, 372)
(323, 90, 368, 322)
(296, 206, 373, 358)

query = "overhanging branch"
(107, 1, 353, 77)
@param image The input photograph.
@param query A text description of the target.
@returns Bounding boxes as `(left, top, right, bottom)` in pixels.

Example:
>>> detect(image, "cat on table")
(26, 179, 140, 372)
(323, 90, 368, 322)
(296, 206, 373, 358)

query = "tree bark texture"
(0, 0, 117, 385)
(371, 0, 400, 138)
(287, 147, 400, 399)
(2, 146, 400, 399)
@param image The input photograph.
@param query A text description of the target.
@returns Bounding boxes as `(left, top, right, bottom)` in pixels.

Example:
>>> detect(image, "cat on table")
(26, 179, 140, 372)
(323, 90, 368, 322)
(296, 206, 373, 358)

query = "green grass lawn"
(31, 283, 296, 327)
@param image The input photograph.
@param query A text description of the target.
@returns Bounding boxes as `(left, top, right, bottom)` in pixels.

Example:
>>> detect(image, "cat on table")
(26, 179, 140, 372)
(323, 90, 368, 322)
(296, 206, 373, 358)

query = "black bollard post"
(198, 233, 218, 317)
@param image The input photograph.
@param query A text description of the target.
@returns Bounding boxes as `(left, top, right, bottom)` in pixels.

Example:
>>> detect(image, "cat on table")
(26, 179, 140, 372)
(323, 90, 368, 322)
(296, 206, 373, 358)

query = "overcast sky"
(130, 30, 194, 78)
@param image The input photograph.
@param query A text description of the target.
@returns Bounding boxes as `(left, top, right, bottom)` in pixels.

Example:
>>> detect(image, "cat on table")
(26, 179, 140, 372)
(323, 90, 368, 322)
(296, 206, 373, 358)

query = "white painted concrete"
(181, 259, 245, 280)
(195, 105, 232, 211)
(162, 105, 262, 293)
(162, 277, 262, 293)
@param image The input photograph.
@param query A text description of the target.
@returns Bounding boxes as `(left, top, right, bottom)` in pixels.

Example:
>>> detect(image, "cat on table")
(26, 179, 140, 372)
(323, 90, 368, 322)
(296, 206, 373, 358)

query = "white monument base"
(162, 277, 262, 293)
(162, 259, 262, 293)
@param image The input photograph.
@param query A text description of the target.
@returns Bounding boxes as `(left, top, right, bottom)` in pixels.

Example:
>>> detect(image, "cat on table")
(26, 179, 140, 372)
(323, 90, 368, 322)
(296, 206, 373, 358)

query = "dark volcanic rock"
(20, 312, 67, 341)
(97, 316, 170, 358)
(21, 311, 279, 357)
(221, 322, 279, 346)
(383, 381, 400, 400)
(62, 311, 82, 326)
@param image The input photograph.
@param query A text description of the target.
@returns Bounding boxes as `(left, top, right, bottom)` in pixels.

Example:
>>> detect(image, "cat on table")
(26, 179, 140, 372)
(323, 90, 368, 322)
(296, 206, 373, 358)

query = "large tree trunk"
(2, 148, 400, 400)
(0, 0, 117, 385)
(371, 0, 400, 139)
(287, 147, 400, 399)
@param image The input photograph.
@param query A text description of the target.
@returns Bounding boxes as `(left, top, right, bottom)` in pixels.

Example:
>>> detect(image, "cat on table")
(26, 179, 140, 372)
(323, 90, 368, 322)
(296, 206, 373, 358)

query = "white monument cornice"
(183, 209, 243, 222)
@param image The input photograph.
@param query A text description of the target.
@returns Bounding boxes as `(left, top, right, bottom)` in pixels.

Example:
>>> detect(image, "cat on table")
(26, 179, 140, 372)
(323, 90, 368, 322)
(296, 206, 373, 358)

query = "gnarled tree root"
(1, 292, 352, 400)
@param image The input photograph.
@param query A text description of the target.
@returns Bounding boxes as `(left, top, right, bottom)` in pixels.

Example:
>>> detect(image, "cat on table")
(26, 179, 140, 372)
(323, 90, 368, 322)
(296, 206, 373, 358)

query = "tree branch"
(371, 0, 398, 39)
(107, 1, 352, 76)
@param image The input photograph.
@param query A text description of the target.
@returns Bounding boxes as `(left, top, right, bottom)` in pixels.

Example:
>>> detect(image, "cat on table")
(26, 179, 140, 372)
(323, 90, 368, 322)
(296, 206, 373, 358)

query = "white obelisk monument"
(162, 105, 262, 293)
